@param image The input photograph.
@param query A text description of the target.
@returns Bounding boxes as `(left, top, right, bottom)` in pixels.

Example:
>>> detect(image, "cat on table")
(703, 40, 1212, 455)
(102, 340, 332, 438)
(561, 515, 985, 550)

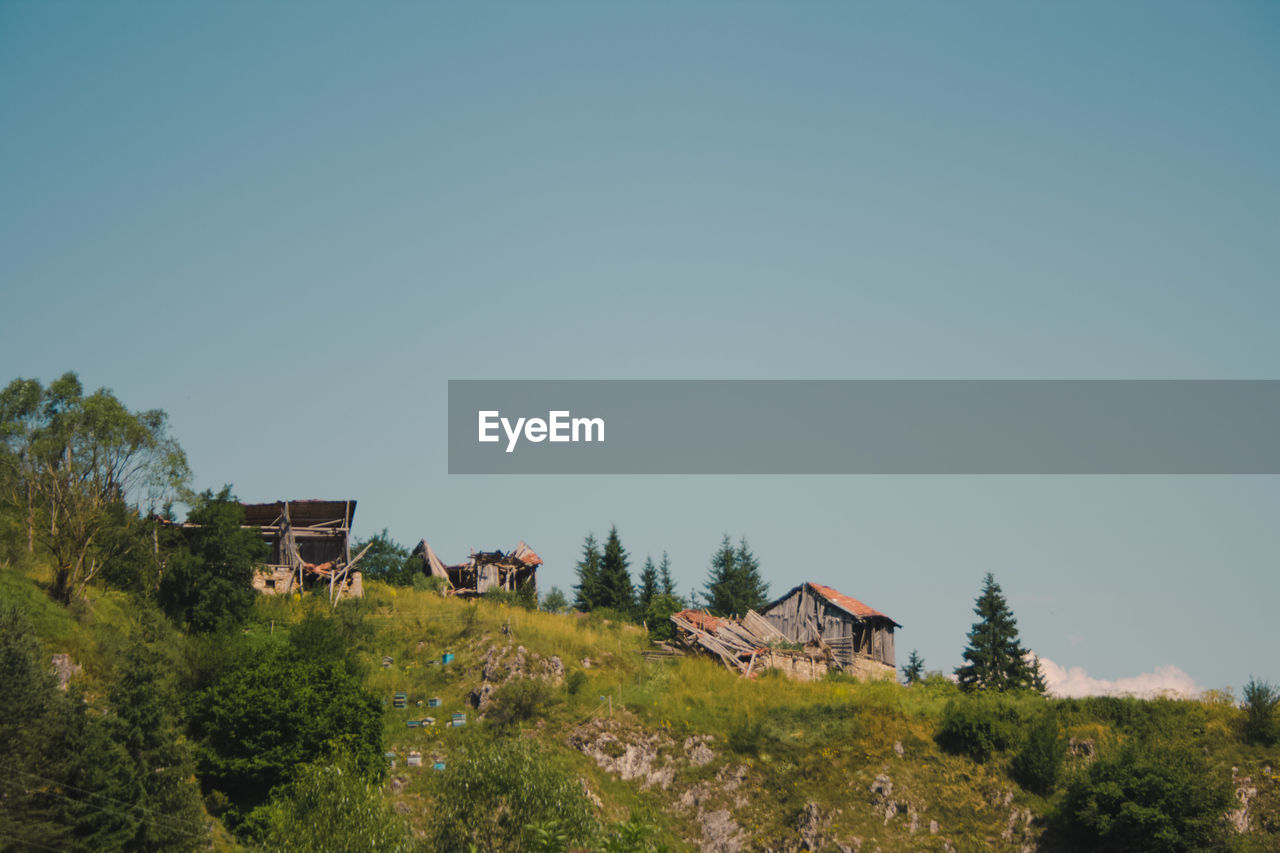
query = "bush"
(243, 753, 414, 852)
(936, 694, 1023, 761)
(727, 717, 770, 756)
(566, 670, 588, 696)
(1059, 741, 1234, 852)
(427, 737, 595, 852)
(487, 678, 558, 727)
(1011, 708, 1066, 794)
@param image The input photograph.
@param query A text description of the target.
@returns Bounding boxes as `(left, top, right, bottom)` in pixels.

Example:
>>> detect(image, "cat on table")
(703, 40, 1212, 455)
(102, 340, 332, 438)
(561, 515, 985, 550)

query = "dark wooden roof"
(241, 500, 355, 529)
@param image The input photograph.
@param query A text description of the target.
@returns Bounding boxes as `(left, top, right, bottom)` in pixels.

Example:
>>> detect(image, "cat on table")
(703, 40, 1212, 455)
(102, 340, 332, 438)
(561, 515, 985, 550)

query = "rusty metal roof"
(767, 582, 901, 627)
(673, 609, 727, 633)
(808, 582, 900, 626)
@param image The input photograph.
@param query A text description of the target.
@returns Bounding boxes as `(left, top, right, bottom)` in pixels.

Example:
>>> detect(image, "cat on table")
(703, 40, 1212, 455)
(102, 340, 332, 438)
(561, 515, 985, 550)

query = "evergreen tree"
(955, 573, 1044, 692)
(637, 555, 659, 615)
(901, 649, 926, 685)
(107, 632, 207, 851)
(657, 551, 677, 599)
(703, 535, 769, 616)
(571, 534, 601, 611)
(596, 525, 635, 616)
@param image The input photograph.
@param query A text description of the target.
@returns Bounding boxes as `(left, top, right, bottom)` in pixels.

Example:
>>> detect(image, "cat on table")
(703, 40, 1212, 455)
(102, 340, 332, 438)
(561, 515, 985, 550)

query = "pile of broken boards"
(660, 610, 839, 681)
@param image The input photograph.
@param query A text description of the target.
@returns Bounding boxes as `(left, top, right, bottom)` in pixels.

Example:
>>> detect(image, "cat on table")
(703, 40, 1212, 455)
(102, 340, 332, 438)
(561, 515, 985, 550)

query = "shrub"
(1059, 741, 1234, 852)
(727, 717, 770, 756)
(1011, 708, 1066, 794)
(566, 670, 588, 696)
(427, 737, 595, 852)
(487, 678, 558, 727)
(244, 753, 413, 852)
(936, 694, 1023, 761)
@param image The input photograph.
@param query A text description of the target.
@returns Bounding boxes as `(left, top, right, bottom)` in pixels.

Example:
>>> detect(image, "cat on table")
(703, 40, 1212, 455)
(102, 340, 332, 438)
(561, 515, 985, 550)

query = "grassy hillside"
(5, 563, 1279, 852)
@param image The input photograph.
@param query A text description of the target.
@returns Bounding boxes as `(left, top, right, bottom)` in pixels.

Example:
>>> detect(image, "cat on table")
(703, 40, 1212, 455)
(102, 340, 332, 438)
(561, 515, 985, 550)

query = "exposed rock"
(389, 776, 405, 792)
(796, 802, 827, 850)
(685, 735, 715, 766)
(469, 682, 495, 711)
(51, 654, 81, 690)
(1228, 767, 1257, 833)
(870, 774, 893, 798)
(929, 820, 939, 835)
(1001, 807, 1032, 842)
(579, 778, 603, 810)
(680, 782, 710, 810)
(718, 764, 748, 792)
(1068, 737, 1096, 760)
(568, 719, 676, 790)
(893, 740, 904, 758)
(906, 807, 919, 834)
(700, 808, 743, 853)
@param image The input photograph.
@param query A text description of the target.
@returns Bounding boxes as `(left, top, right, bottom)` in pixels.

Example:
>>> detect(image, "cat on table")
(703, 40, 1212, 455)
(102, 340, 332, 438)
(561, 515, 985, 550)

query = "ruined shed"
(243, 500, 363, 599)
(759, 582, 900, 676)
(411, 539, 541, 596)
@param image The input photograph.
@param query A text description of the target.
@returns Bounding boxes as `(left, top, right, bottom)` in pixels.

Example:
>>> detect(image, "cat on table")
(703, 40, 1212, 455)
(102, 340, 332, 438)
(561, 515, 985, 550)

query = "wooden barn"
(759, 582, 901, 676)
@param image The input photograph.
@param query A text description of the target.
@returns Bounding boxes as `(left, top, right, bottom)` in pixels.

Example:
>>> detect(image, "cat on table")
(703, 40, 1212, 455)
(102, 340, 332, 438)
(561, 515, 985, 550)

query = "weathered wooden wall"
(760, 584, 896, 668)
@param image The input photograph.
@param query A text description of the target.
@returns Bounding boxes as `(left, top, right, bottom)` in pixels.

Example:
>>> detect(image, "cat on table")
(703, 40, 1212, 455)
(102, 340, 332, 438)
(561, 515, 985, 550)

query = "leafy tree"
(0, 373, 189, 603)
(637, 555, 659, 615)
(597, 525, 635, 617)
(572, 533, 602, 611)
(244, 753, 413, 853)
(349, 528, 417, 586)
(901, 649, 926, 685)
(427, 737, 596, 852)
(657, 551, 677, 599)
(703, 535, 769, 616)
(955, 573, 1044, 693)
(157, 487, 265, 633)
(1241, 676, 1279, 746)
(541, 586, 569, 613)
(1060, 741, 1233, 852)
(191, 640, 384, 823)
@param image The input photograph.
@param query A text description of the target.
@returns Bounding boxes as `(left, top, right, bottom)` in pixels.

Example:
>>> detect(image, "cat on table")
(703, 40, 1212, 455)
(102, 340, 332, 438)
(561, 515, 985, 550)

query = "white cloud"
(1036, 656, 1202, 699)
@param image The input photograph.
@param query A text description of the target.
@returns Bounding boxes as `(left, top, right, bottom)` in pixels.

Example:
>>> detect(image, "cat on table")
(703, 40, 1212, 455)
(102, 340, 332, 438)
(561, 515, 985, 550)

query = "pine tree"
(571, 534, 602, 611)
(955, 573, 1043, 692)
(596, 525, 635, 617)
(703, 535, 769, 616)
(637, 556, 659, 615)
(901, 649, 926, 685)
(107, 633, 207, 852)
(657, 551, 677, 599)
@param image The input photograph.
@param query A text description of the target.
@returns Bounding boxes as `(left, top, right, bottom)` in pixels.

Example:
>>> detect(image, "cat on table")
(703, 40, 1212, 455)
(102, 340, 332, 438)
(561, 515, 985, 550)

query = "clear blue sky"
(2, 2, 1277, 693)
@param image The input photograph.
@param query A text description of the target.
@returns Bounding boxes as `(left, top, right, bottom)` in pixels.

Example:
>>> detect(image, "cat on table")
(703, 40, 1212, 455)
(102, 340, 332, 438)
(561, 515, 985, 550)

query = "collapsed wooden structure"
(161, 499, 367, 603)
(242, 500, 367, 602)
(411, 539, 541, 596)
(664, 582, 900, 681)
